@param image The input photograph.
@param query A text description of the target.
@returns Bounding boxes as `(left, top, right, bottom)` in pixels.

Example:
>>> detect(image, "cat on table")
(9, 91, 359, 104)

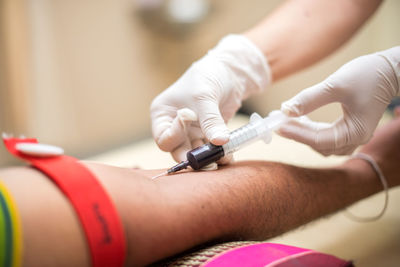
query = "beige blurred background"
(0, 0, 399, 166)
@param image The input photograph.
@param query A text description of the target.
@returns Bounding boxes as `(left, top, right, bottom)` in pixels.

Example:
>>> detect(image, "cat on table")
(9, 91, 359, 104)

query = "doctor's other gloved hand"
(280, 47, 400, 156)
(151, 34, 271, 163)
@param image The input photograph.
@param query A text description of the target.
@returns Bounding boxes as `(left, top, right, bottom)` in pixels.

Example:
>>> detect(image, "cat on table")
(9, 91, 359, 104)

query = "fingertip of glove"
(172, 148, 190, 163)
(201, 162, 218, 171)
(210, 131, 230, 145)
(177, 108, 198, 122)
(281, 101, 301, 117)
(275, 124, 292, 137)
(217, 154, 234, 165)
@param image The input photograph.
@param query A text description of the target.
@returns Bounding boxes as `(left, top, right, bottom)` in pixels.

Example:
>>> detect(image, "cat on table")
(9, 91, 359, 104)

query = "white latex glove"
(280, 46, 400, 156)
(151, 34, 271, 163)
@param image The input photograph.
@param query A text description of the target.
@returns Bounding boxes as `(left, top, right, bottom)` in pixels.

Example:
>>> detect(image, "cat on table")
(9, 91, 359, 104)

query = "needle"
(151, 161, 190, 180)
(151, 171, 168, 180)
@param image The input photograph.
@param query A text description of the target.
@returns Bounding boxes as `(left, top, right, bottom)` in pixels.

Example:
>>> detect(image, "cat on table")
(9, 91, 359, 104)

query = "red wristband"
(3, 136, 126, 267)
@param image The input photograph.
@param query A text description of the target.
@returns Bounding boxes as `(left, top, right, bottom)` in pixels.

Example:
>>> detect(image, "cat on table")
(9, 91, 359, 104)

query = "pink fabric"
(201, 243, 351, 267)
(269, 251, 351, 267)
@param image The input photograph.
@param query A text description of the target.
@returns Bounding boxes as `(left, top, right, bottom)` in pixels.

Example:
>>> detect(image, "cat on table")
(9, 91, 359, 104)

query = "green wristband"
(0, 181, 22, 267)
(0, 194, 7, 266)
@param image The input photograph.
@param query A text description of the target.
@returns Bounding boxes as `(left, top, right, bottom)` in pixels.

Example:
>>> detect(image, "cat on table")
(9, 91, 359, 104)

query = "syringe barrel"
(222, 110, 287, 155)
(222, 121, 264, 155)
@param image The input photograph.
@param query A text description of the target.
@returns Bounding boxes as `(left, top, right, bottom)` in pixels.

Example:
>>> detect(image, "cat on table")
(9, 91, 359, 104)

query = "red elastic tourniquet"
(4, 137, 126, 267)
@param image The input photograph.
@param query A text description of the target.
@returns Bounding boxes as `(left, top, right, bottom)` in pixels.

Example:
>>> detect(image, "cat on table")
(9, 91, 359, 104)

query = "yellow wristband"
(0, 181, 22, 267)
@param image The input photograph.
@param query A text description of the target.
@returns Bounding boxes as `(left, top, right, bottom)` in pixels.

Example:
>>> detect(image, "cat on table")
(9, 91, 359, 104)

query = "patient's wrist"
(341, 157, 384, 192)
(344, 152, 399, 188)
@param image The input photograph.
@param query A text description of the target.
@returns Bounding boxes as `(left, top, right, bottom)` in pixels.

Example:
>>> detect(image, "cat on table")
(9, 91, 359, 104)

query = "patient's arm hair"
(1, 115, 399, 267)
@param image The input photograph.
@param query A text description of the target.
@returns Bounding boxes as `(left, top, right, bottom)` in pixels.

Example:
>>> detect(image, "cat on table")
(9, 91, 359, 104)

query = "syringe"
(165, 110, 289, 175)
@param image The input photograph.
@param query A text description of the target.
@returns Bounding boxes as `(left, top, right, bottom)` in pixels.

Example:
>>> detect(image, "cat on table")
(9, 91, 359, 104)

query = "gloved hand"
(151, 34, 271, 163)
(280, 46, 400, 156)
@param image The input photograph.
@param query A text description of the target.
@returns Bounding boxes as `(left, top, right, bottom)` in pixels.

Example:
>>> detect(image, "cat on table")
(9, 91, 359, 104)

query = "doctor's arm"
(1, 113, 399, 266)
(245, 0, 383, 80)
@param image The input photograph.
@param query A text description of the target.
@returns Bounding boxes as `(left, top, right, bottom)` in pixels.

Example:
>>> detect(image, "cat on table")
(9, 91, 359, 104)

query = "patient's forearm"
(150, 160, 382, 242)
(0, 159, 386, 266)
